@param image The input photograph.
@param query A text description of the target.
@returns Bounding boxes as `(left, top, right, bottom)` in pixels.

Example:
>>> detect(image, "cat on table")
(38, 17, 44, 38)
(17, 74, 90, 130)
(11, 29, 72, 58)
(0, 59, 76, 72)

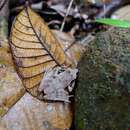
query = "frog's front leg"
(67, 81, 75, 92)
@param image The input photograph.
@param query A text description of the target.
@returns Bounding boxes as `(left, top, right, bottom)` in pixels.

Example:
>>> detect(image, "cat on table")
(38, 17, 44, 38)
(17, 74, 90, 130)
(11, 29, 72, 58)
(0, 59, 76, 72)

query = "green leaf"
(95, 18, 130, 28)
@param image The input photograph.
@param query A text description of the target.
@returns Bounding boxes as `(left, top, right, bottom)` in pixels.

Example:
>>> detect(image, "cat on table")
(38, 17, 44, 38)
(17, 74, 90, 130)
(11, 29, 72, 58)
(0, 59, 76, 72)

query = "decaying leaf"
(0, 46, 25, 117)
(0, 0, 9, 47)
(0, 93, 73, 130)
(53, 30, 86, 66)
(9, 6, 73, 100)
(38, 67, 78, 102)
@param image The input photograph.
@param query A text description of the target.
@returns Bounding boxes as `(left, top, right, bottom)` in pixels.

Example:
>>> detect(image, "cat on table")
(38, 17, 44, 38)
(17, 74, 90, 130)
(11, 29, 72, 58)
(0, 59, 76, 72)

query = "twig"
(103, 4, 106, 18)
(0, 0, 8, 11)
(60, 0, 74, 31)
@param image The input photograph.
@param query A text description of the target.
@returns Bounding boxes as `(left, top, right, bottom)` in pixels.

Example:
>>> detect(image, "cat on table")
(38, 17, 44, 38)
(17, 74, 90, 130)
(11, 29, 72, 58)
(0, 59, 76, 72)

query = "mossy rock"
(75, 28, 130, 130)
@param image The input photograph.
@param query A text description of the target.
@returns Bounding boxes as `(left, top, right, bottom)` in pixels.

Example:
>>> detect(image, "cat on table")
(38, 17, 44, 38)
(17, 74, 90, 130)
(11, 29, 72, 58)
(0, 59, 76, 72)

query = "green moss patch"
(75, 28, 130, 130)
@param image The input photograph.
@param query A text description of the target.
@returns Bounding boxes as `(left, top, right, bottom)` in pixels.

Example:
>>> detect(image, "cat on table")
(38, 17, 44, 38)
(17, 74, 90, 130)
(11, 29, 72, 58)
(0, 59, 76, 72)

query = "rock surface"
(75, 28, 130, 130)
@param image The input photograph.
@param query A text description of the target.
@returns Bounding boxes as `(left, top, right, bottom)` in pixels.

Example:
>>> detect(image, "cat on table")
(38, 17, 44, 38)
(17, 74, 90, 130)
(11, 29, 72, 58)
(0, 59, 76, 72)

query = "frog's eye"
(57, 69, 65, 74)
(52, 76, 56, 79)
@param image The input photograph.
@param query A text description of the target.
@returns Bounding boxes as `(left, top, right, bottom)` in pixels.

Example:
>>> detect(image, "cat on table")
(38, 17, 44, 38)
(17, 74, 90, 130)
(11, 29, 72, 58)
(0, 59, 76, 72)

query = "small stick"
(103, 4, 106, 18)
(0, 0, 8, 11)
(60, 0, 74, 31)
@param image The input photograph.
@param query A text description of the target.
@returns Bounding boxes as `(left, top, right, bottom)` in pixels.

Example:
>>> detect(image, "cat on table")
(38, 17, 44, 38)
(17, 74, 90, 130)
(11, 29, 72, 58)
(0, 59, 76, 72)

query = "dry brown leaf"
(9, 6, 73, 100)
(65, 43, 85, 66)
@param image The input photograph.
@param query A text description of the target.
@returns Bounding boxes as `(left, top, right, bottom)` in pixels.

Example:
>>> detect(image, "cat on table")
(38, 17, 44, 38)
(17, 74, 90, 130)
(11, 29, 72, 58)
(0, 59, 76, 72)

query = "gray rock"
(75, 28, 130, 130)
